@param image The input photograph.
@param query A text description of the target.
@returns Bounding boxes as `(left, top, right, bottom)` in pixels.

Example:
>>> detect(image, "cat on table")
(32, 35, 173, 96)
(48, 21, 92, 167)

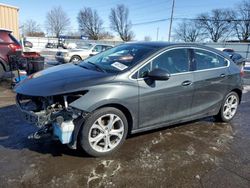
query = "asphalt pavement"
(0, 64, 250, 187)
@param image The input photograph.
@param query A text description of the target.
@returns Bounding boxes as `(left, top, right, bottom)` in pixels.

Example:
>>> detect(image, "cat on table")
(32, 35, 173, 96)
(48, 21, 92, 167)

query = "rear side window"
(194, 49, 227, 70)
(9, 33, 20, 44)
(0, 32, 10, 43)
(0, 32, 19, 44)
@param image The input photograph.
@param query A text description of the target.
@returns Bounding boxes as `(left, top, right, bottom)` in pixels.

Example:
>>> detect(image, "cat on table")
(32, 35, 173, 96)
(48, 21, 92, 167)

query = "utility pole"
(156, 27, 159, 41)
(168, 0, 175, 42)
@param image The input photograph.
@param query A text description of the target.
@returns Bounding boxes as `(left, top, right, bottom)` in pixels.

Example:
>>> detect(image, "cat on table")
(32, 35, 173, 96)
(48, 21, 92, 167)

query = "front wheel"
(80, 107, 128, 157)
(70, 55, 81, 63)
(215, 91, 239, 122)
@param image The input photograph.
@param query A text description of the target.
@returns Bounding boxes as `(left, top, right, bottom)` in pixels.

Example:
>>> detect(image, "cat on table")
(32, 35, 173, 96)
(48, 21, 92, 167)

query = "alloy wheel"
(222, 94, 238, 120)
(88, 114, 125, 153)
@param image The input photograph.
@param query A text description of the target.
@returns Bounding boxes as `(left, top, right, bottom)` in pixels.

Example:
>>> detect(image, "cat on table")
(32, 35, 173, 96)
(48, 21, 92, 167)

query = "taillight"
(240, 65, 244, 77)
(8, 43, 22, 52)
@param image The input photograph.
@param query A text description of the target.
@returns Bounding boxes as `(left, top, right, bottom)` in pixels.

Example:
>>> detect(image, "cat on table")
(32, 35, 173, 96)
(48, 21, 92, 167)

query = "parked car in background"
(55, 43, 113, 63)
(23, 40, 33, 48)
(64, 42, 77, 49)
(16, 42, 243, 157)
(216, 48, 246, 68)
(45, 42, 57, 49)
(0, 28, 22, 78)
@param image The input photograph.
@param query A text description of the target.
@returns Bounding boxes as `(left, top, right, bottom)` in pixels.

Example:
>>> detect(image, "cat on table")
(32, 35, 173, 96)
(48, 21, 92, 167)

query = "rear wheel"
(215, 91, 239, 122)
(70, 55, 81, 63)
(80, 107, 128, 157)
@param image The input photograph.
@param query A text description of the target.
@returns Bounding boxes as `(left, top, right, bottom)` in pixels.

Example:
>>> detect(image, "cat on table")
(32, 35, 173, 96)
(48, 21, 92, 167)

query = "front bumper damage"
(16, 93, 88, 149)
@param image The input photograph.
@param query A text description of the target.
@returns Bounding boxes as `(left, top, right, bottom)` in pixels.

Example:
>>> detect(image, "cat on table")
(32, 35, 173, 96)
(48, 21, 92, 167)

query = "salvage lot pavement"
(0, 71, 250, 187)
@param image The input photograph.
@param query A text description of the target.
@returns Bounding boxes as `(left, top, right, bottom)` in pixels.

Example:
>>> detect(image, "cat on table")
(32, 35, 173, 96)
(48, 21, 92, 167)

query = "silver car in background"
(55, 43, 113, 63)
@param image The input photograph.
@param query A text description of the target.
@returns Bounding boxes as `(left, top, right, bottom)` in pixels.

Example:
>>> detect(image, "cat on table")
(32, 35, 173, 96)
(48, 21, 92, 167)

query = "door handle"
(220, 74, 226, 78)
(182, 80, 192, 86)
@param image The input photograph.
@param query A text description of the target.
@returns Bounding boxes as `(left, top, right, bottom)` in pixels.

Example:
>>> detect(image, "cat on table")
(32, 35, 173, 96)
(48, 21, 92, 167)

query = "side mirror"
(147, 68, 170, 80)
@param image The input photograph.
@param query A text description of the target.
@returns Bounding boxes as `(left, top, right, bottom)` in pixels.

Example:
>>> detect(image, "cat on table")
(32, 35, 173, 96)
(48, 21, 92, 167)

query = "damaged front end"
(16, 92, 88, 149)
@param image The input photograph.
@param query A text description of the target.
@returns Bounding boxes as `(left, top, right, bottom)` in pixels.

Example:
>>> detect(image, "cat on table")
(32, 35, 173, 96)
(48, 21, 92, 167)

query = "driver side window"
(137, 48, 189, 78)
(151, 48, 189, 74)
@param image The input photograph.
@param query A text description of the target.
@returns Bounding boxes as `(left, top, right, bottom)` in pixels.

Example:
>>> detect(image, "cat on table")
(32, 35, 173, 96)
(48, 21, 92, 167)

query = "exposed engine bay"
(16, 93, 87, 147)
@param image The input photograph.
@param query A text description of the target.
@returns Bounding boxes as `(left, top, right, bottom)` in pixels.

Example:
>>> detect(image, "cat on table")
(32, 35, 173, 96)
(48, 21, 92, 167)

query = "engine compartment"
(16, 93, 83, 127)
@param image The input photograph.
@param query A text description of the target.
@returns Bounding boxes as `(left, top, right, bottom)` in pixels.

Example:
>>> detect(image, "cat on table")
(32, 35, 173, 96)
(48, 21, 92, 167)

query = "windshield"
(76, 43, 94, 50)
(79, 44, 158, 73)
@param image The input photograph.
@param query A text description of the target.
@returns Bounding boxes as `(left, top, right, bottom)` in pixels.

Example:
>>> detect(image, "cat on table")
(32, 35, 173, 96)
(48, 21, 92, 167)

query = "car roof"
(91, 43, 113, 47)
(216, 48, 234, 52)
(0, 28, 12, 33)
(125, 41, 221, 51)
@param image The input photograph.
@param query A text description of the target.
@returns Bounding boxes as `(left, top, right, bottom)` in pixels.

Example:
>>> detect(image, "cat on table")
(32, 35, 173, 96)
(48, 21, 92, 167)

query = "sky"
(1, 0, 240, 40)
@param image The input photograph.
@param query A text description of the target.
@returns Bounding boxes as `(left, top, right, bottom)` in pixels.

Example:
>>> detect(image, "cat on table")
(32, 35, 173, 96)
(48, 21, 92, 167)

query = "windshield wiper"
(86, 61, 106, 73)
(78, 64, 89, 69)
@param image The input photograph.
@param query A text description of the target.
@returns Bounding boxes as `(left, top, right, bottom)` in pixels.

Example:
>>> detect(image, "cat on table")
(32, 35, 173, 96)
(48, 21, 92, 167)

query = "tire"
(215, 91, 239, 122)
(70, 55, 82, 63)
(80, 107, 128, 157)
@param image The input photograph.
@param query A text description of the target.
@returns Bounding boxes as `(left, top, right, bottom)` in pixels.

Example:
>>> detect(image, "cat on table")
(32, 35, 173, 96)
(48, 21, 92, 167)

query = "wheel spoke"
(89, 133, 105, 144)
(104, 136, 110, 150)
(97, 118, 106, 130)
(110, 132, 122, 139)
(92, 123, 104, 132)
(110, 128, 124, 139)
(107, 114, 115, 130)
(231, 103, 237, 109)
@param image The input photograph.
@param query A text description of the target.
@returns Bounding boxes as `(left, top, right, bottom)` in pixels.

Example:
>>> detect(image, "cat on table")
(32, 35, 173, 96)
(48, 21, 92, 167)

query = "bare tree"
(196, 9, 232, 42)
(99, 31, 114, 40)
(174, 20, 202, 42)
(109, 4, 134, 41)
(45, 6, 70, 37)
(22, 19, 42, 37)
(77, 7, 104, 40)
(231, 0, 250, 41)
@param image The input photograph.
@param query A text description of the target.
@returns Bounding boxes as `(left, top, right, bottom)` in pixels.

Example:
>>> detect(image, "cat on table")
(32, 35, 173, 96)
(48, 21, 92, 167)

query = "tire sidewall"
(80, 107, 128, 157)
(220, 91, 239, 122)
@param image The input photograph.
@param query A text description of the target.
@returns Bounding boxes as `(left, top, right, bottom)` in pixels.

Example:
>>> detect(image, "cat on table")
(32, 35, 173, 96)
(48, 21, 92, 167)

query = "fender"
(69, 84, 139, 130)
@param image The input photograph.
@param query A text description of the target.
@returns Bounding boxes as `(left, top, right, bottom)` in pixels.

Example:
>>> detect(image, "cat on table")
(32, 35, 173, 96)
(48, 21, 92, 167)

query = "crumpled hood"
(15, 63, 116, 96)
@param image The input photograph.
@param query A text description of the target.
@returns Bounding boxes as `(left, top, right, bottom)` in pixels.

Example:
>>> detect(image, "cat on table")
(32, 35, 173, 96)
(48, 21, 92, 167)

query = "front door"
(137, 48, 195, 128)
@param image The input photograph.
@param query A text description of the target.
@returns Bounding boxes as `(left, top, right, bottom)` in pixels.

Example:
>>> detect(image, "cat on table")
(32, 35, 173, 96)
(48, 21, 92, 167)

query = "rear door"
(137, 48, 195, 128)
(191, 48, 230, 116)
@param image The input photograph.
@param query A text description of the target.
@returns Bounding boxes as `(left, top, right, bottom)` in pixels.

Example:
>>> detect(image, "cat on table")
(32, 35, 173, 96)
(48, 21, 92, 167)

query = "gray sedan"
(15, 42, 243, 157)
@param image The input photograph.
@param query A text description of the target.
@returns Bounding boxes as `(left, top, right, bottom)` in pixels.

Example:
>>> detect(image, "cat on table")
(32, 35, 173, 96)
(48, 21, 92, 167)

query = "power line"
(132, 18, 170, 26)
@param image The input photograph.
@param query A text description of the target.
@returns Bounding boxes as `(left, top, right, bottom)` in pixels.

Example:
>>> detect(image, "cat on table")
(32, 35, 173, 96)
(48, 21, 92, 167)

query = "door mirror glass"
(147, 68, 170, 80)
